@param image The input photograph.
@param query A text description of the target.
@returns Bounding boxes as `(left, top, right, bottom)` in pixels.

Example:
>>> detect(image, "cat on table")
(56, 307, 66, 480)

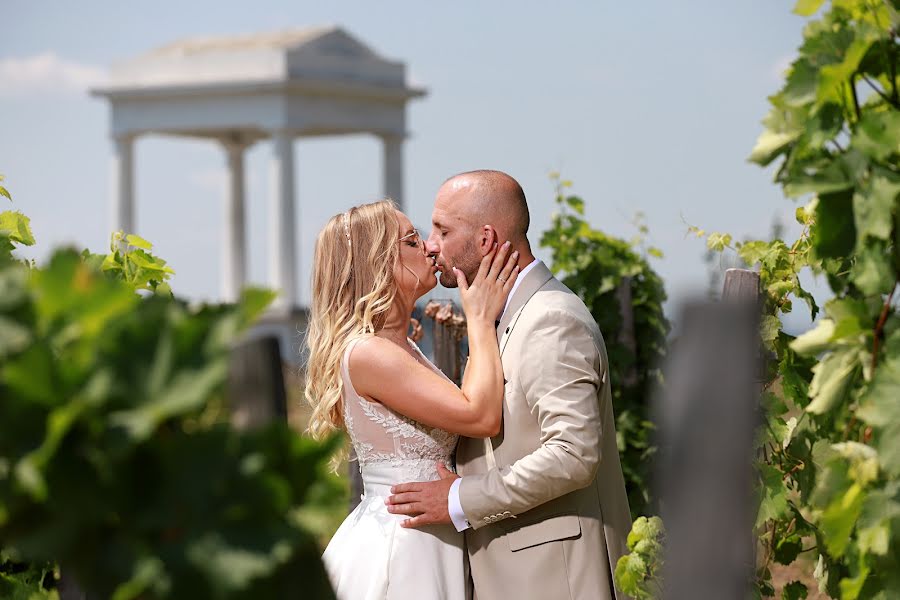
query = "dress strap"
(341, 337, 367, 398)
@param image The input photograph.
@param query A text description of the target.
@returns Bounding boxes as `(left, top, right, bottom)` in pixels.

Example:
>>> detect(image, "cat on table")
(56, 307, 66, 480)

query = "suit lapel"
(495, 261, 553, 349)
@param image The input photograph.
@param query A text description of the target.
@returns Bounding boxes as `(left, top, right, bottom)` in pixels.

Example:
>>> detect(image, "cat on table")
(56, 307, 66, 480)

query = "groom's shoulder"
(535, 276, 593, 317)
(521, 278, 598, 333)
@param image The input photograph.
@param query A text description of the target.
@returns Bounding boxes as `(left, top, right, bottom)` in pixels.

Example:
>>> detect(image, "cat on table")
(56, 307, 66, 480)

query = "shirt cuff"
(448, 477, 471, 531)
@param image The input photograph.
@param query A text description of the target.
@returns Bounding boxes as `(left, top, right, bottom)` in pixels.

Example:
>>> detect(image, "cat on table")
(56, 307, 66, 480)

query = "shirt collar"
(498, 258, 541, 322)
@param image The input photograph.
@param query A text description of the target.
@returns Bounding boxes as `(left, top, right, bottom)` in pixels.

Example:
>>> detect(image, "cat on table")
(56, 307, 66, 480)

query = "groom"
(387, 170, 632, 600)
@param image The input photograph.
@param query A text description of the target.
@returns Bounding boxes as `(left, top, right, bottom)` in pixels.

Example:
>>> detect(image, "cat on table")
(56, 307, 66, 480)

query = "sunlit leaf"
(820, 482, 865, 557)
(806, 347, 859, 414)
(793, 0, 825, 16)
(125, 234, 152, 250)
(0, 210, 35, 246)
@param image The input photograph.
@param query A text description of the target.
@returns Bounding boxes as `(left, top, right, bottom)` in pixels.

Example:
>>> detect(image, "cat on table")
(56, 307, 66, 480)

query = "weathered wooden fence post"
(658, 268, 761, 600)
(58, 571, 92, 600)
(615, 276, 639, 387)
(424, 300, 467, 385)
(227, 335, 287, 429)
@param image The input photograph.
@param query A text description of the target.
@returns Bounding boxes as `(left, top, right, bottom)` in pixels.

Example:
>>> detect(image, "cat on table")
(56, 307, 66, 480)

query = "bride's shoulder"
(347, 336, 413, 371)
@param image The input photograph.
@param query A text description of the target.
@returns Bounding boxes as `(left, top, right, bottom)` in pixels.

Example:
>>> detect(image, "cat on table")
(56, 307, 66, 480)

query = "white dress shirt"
(448, 258, 540, 531)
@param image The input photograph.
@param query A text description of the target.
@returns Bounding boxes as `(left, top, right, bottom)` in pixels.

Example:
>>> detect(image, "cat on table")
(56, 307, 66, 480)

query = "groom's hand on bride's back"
(385, 463, 458, 528)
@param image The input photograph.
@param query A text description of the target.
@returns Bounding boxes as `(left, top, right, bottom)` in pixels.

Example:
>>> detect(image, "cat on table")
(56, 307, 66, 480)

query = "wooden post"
(658, 269, 761, 600)
(424, 300, 466, 385)
(227, 335, 287, 430)
(615, 276, 638, 387)
(58, 570, 92, 600)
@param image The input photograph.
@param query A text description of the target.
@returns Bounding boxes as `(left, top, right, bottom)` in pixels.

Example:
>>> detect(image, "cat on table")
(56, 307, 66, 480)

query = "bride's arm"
(351, 244, 519, 438)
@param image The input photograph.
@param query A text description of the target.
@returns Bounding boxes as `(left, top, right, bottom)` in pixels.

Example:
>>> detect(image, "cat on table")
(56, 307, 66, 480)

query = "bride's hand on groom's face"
(385, 463, 458, 528)
(454, 241, 520, 325)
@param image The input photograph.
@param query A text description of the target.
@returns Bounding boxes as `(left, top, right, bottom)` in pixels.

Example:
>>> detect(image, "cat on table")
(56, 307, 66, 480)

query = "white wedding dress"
(322, 337, 466, 600)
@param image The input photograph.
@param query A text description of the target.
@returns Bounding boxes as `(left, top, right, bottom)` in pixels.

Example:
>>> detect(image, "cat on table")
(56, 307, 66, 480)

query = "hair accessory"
(342, 211, 352, 246)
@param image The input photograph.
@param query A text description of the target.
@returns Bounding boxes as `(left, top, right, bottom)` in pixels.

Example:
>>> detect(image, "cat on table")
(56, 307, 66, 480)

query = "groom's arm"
(458, 309, 604, 529)
(387, 309, 606, 529)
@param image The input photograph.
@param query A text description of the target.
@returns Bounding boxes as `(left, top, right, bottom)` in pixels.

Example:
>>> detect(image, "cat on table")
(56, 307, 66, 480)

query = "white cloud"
(0, 52, 106, 96)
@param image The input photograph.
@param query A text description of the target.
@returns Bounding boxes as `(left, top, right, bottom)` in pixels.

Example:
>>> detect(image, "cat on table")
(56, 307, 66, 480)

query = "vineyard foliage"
(0, 183, 337, 599)
(540, 175, 669, 518)
(694, 0, 900, 597)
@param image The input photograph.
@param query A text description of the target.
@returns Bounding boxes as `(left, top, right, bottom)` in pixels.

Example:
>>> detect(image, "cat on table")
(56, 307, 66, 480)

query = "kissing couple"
(306, 170, 632, 600)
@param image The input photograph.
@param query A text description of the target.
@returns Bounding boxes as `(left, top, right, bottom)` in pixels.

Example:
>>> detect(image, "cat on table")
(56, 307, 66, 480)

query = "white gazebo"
(91, 26, 426, 311)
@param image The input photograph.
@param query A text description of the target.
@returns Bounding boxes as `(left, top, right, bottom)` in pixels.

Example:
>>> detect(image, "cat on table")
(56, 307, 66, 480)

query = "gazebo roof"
(95, 25, 420, 96)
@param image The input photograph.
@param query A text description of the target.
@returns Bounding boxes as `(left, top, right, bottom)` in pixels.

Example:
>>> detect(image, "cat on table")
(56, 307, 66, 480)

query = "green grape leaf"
(757, 463, 791, 527)
(614, 552, 649, 598)
(706, 232, 733, 252)
(806, 347, 859, 414)
(0, 210, 35, 246)
(780, 359, 811, 407)
(564, 195, 585, 215)
(793, 0, 825, 16)
(852, 110, 900, 161)
(817, 34, 875, 103)
(0, 315, 32, 360)
(875, 421, 900, 478)
(811, 190, 856, 259)
(32, 250, 138, 339)
(761, 315, 782, 348)
(832, 441, 879, 485)
(110, 556, 169, 600)
(783, 416, 800, 449)
(857, 332, 900, 424)
(854, 175, 900, 241)
(782, 59, 819, 107)
(738, 240, 771, 266)
(784, 162, 854, 198)
(851, 241, 895, 295)
(825, 297, 870, 339)
(774, 534, 804, 565)
(125, 233, 153, 249)
(837, 559, 870, 600)
(127, 248, 174, 274)
(856, 482, 900, 556)
(239, 287, 278, 326)
(0, 185, 10, 201)
(790, 319, 835, 356)
(783, 580, 808, 600)
(627, 516, 651, 549)
(185, 531, 297, 593)
(109, 358, 228, 441)
(820, 482, 866, 557)
(750, 129, 801, 166)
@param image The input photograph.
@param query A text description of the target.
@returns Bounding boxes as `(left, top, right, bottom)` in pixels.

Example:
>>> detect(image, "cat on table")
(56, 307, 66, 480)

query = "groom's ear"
(479, 225, 498, 256)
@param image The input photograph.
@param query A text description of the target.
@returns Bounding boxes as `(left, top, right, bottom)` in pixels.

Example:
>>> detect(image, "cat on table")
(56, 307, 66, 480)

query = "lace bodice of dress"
(341, 337, 458, 482)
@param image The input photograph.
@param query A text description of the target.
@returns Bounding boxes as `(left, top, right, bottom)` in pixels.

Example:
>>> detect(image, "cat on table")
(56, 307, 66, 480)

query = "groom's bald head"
(438, 170, 530, 243)
(427, 169, 534, 288)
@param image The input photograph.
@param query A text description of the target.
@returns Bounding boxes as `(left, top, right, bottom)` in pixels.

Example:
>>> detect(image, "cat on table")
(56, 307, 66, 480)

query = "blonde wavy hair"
(305, 200, 401, 440)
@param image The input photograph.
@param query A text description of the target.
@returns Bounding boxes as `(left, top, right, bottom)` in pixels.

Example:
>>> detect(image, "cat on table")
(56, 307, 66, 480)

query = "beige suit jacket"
(456, 262, 632, 600)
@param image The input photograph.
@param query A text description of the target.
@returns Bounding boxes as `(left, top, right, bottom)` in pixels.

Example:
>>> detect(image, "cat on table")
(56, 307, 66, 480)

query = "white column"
(110, 134, 135, 234)
(381, 134, 404, 210)
(221, 138, 249, 302)
(268, 130, 297, 311)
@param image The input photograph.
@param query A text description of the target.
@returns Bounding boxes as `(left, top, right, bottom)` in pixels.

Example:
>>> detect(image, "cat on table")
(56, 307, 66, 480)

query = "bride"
(305, 200, 519, 599)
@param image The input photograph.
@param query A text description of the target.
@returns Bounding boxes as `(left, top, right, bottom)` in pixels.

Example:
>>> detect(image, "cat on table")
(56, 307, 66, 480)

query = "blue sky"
(1, 1, 823, 329)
